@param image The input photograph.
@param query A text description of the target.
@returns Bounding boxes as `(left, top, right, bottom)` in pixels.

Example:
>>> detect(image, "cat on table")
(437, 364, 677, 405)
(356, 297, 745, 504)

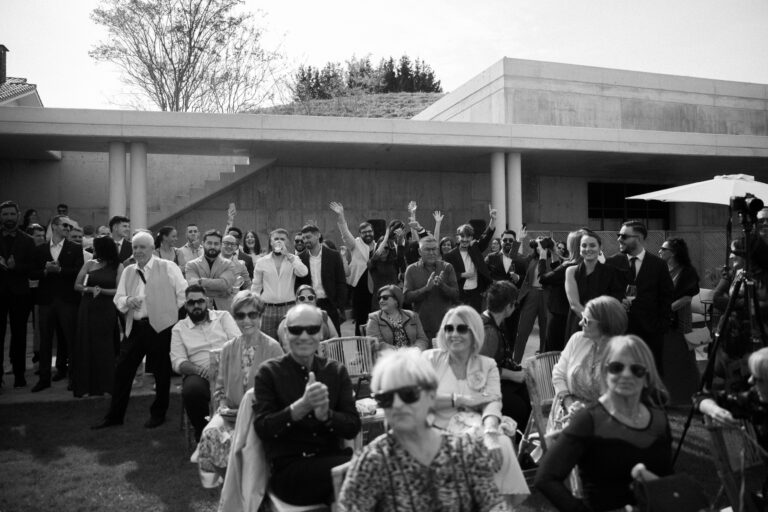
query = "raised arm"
(330, 202, 357, 251)
(432, 210, 443, 242)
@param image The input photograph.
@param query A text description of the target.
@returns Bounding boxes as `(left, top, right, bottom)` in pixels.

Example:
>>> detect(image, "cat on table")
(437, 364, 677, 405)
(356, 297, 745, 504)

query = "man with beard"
(606, 219, 673, 373)
(0, 201, 36, 390)
(178, 223, 203, 266)
(185, 229, 236, 311)
(251, 228, 308, 339)
(297, 224, 346, 334)
(403, 236, 460, 339)
(170, 284, 240, 440)
(109, 215, 133, 263)
(486, 230, 527, 286)
(219, 234, 251, 312)
(329, 202, 376, 335)
(294, 233, 306, 255)
(92, 231, 187, 429)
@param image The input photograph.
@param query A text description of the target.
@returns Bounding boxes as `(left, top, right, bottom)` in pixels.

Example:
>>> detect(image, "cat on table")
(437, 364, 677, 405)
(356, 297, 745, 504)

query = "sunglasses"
(379, 294, 393, 301)
(297, 295, 316, 302)
(286, 324, 322, 335)
(659, 247, 672, 252)
(185, 298, 207, 307)
(444, 324, 470, 334)
(616, 233, 639, 240)
(294, 239, 304, 244)
(372, 386, 423, 408)
(606, 361, 648, 378)
(501, 238, 515, 243)
(234, 311, 261, 320)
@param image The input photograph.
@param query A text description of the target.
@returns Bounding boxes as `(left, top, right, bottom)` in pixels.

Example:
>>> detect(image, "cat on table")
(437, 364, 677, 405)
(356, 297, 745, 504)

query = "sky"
(1, 0, 767, 110)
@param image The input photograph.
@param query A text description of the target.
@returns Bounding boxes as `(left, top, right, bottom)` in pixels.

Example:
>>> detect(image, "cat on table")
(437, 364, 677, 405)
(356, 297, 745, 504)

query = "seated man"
(170, 284, 240, 440)
(252, 303, 361, 506)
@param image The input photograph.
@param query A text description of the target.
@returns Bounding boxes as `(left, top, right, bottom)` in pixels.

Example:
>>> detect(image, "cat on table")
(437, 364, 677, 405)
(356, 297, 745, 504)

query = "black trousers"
(316, 298, 341, 335)
(182, 374, 210, 440)
(38, 298, 78, 381)
(352, 271, 371, 336)
(501, 380, 531, 439)
(0, 293, 32, 380)
(545, 312, 568, 352)
(459, 288, 483, 313)
(106, 320, 172, 422)
(270, 451, 352, 505)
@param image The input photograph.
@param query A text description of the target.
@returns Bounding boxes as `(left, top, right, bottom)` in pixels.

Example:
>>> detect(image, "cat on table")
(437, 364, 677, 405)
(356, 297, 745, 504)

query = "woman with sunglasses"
(276, 285, 338, 345)
(365, 284, 428, 351)
(339, 349, 509, 511)
(536, 335, 672, 512)
(195, 291, 283, 486)
(423, 305, 529, 499)
(564, 231, 624, 339)
(549, 296, 627, 434)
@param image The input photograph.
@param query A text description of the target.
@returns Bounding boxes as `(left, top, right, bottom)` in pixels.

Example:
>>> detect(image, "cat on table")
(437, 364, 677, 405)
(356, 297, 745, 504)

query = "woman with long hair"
(242, 230, 262, 261)
(439, 236, 455, 258)
(154, 226, 184, 267)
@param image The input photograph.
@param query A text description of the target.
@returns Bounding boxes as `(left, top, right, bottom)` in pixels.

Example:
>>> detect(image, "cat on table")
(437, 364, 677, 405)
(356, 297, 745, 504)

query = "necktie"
(629, 256, 638, 282)
(137, 268, 146, 284)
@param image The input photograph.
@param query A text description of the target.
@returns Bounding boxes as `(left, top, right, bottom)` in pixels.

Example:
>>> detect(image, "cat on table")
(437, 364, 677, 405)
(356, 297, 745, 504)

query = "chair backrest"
(320, 337, 377, 378)
(208, 348, 222, 416)
(704, 416, 765, 512)
(523, 350, 561, 452)
(330, 461, 352, 512)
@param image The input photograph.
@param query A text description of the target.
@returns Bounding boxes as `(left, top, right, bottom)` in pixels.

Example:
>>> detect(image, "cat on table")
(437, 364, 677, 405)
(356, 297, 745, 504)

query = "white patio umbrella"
(626, 174, 768, 205)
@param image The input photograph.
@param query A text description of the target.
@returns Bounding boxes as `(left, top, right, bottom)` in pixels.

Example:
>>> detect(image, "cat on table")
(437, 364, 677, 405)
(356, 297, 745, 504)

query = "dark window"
(588, 183, 670, 231)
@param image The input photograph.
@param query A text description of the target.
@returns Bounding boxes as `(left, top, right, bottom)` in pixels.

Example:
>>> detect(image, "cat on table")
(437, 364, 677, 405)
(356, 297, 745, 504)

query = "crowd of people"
(2, 197, 768, 511)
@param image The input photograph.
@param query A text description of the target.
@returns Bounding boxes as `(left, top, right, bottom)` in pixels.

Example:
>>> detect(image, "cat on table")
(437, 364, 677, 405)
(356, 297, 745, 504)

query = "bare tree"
(90, 0, 286, 113)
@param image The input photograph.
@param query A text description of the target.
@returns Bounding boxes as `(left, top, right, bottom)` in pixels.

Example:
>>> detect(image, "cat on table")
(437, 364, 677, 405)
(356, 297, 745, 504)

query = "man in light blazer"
(184, 229, 236, 311)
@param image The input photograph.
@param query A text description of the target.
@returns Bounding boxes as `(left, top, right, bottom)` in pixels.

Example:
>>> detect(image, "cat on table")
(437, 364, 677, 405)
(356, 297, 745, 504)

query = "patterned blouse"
(339, 432, 504, 512)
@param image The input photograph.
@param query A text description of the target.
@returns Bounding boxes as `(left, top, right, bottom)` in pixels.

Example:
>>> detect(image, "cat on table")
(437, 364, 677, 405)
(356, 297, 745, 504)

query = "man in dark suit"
(109, 215, 133, 263)
(297, 224, 347, 334)
(486, 230, 527, 286)
(606, 219, 673, 374)
(0, 201, 37, 389)
(31, 214, 84, 392)
(443, 207, 497, 312)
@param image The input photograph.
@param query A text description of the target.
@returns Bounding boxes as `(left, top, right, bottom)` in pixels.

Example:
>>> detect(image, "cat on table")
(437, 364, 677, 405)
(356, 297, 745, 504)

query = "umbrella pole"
(725, 205, 732, 268)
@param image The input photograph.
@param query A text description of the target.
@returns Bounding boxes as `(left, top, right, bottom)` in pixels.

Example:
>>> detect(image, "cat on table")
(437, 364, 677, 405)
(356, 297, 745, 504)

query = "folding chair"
(320, 337, 377, 399)
(704, 416, 766, 512)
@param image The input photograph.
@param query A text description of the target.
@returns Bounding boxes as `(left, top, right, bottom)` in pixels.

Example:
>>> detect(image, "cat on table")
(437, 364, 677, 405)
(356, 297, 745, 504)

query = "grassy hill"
(254, 92, 444, 119)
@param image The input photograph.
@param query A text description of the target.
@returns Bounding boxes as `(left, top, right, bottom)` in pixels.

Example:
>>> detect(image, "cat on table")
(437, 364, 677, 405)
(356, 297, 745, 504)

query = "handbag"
(633, 474, 710, 512)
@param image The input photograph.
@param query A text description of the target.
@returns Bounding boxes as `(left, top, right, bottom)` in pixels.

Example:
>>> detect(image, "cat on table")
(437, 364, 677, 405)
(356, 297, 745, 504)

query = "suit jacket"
(0, 229, 36, 295)
(32, 239, 84, 304)
(237, 249, 254, 279)
(297, 247, 347, 309)
(444, 225, 496, 293)
(485, 249, 527, 288)
(185, 255, 236, 300)
(606, 251, 673, 336)
(116, 238, 133, 263)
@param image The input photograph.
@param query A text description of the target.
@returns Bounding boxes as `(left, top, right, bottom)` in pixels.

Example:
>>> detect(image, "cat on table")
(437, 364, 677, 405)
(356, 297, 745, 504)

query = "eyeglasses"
(297, 295, 316, 302)
(222, 242, 238, 247)
(606, 361, 648, 378)
(286, 325, 322, 335)
(372, 386, 423, 408)
(379, 294, 393, 301)
(360, 230, 374, 235)
(234, 311, 261, 320)
(616, 233, 639, 240)
(185, 298, 207, 307)
(444, 324, 469, 334)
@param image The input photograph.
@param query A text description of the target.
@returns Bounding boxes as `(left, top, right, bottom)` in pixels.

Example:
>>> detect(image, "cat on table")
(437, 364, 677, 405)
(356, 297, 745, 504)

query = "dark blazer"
(116, 238, 133, 263)
(236, 249, 254, 279)
(32, 239, 84, 304)
(485, 248, 528, 288)
(297, 247, 347, 309)
(539, 260, 573, 315)
(606, 251, 673, 336)
(444, 225, 496, 293)
(0, 230, 36, 295)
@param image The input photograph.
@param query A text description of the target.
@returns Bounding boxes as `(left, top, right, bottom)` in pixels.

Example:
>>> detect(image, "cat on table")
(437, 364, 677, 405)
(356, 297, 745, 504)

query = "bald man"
(252, 304, 361, 506)
(92, 231, 187, 430)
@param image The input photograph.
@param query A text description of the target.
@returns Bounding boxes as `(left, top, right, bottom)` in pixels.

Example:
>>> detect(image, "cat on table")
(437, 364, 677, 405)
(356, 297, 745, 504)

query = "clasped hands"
(292, 371, 330, 421)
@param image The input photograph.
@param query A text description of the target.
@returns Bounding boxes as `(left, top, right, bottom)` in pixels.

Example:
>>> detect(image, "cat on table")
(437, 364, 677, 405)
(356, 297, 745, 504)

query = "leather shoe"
(91, 418, 123, 430)
(144, 416, 165, 429)
(14, 377, 27, 388)
(52, 371, 67, 382)
(31, 381, 51, 392)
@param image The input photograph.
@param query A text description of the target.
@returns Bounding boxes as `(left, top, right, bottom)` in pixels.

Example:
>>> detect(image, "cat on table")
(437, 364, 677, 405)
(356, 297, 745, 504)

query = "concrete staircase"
(148, 157, 275, 230)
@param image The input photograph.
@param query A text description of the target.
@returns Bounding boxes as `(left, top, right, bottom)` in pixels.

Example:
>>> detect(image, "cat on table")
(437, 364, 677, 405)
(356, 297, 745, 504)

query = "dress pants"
(545, 312, 568, 352)
(629, 323, 665, 376)
(459, 288, 483, 313)
(38, 298, 78, 381)
(513, 288, 548, 362)
(106, 319, 172, 422)
(270, 452, 352, 505)
(352, 271, 372, 336)
(316, 298, 341, 335)
(182, 374, 211, 440)
(0, 293, 32, 381)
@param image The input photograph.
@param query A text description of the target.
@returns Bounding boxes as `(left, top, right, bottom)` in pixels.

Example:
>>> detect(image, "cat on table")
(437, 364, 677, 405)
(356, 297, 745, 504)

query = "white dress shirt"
(251, 253, 308, 303)
(114, 255, 187, 320)
(309, 248, 327, 299)
(460, 249, 478, 290)
(170, 309, 241, 373)
(49, 238, 64, 261)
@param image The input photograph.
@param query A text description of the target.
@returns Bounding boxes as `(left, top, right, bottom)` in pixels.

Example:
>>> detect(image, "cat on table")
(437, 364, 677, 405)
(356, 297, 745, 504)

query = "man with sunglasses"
(253, 304, 361, 507)
(293, 233, 306, 255)
(606, 220, 673, 374)
(170, 284, 240, 440)
(92, 231, 187, 430)
(486, 229, 527, 286)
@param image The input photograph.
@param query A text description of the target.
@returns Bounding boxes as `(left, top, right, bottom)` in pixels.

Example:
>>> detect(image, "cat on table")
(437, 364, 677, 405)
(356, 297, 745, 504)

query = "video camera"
(529, 236, 555, 251)
(731, 193, 764, 223)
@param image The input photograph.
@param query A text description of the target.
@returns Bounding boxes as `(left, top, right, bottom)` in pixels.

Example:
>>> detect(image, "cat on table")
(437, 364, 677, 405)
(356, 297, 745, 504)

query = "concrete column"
(490, 152, 507, 232)
(108, 142, 127, 217)
(129, 142, 148, 230)
(506, 152, 523, 232)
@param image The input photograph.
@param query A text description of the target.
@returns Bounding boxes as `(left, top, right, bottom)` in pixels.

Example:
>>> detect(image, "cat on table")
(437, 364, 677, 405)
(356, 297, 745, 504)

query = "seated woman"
(536, 335, 672, 512)
(195, 291, 283, 485)
(423, 305, 529, 499)
(550, 296, 627, 434)
(339, 348, 509, 511)
(365, 284, 429, 351)
(276, 285, 338, 346)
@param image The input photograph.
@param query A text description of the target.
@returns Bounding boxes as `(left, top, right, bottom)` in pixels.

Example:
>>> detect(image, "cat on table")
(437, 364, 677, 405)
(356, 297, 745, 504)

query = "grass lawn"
(0, 396, 728, 512)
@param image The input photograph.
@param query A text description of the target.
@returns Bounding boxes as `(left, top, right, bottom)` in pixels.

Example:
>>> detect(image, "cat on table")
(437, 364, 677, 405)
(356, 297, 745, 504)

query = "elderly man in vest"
(92, 231, 186, 430)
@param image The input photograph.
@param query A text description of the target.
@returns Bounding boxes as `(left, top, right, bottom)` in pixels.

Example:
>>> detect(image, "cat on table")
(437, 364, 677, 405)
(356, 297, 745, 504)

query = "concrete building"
(1, 56, 767, 285)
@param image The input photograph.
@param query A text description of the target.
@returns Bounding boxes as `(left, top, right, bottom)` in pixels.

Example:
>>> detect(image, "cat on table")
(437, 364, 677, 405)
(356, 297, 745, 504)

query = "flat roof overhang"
(1, 107, 768, 171)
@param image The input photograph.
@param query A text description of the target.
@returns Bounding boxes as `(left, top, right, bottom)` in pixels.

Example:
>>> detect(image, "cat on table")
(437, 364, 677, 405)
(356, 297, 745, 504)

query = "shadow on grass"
(0, 394, 218, 512)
